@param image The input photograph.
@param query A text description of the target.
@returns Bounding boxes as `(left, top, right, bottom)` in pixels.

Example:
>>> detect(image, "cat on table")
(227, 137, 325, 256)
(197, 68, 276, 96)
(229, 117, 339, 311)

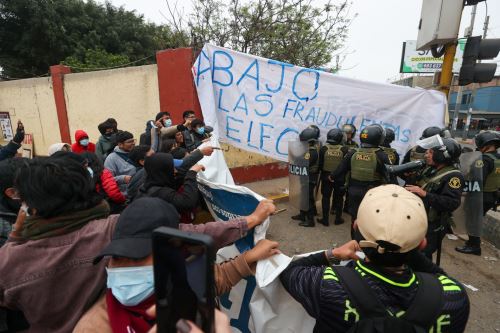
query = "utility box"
(416, 0, 463, 51)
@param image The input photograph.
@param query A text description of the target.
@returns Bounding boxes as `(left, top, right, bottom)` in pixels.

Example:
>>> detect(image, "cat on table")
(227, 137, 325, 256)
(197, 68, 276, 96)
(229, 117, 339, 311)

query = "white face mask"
(21, 203, 30, 216)
(106, 266, 155, 306)
(87, 167, 94, 179)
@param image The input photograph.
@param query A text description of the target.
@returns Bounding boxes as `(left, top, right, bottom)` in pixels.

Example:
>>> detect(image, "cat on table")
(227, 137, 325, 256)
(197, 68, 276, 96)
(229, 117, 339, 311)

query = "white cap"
(357, 184, 428, 254)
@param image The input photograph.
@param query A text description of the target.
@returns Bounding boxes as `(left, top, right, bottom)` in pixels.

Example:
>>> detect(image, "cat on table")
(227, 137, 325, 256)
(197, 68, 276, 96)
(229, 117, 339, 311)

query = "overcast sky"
(106, 0, 500, 83)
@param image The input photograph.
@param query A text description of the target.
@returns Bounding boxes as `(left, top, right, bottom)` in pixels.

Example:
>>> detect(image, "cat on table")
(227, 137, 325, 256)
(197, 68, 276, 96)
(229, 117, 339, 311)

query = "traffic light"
(458, 36, 500, 86)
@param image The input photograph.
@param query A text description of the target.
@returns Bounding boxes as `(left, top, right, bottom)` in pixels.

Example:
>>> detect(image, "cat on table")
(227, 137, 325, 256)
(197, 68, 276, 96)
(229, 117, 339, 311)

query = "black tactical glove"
(12, 121, 25, 145)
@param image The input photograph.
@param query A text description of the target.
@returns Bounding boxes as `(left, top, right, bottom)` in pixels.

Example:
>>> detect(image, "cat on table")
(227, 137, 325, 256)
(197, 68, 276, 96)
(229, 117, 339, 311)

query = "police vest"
(350, 148, 383, 182)
(307, 144, 320, 174)
(345, 140, 359, 149)
(322, 144, 344, 172)
(484, 153, 500, 193)
(382, 147, 397, 165)
(419, 166, 462, 224)
(409, 146, 425, 161)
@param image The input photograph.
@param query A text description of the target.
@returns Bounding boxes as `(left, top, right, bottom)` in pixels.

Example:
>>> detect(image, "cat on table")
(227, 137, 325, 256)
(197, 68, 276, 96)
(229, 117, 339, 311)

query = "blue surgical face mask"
(80, 139, 90, 146)
(164, 119, 172, 127)
(106, 265, 154, 306)
(87, 167, 94, 179)
(196, 127, 205, 135)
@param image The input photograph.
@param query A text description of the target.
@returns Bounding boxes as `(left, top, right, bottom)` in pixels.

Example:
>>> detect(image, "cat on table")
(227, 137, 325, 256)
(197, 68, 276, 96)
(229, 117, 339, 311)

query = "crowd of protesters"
(0, 111, 492, 332)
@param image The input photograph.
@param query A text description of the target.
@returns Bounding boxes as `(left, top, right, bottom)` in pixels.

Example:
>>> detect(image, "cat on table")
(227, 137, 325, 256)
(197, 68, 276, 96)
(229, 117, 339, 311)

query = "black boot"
(291, 212, 305, 221)
(317, 218, 329, 226)
(299, 216, 315, 227)
(334, 217, 345, 225)
(455, 236, 481, 255)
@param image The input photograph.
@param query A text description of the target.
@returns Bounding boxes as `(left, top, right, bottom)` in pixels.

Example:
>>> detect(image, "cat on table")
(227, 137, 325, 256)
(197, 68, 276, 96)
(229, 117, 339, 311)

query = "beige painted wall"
(221, 143, 278, 168)
(0, 77, 60, 155)
(64, 65, 160, 143)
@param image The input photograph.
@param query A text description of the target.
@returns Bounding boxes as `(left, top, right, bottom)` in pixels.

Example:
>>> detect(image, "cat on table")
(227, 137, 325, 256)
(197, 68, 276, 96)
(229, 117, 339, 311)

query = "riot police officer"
(381, 128, 400, 165)
(342, 124, 359, 149)
(456, 131, 500, 255)
(318, 129, 348, 226)
(291, 126, 321, 227)
(330, 124, 395, 237)
(405, 136, 464, 263)
(402, 126, 443, 163)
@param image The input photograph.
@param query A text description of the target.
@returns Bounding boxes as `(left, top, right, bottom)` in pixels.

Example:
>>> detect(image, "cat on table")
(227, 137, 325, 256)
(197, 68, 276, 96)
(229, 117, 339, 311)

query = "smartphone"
(152, 227, 215, 333)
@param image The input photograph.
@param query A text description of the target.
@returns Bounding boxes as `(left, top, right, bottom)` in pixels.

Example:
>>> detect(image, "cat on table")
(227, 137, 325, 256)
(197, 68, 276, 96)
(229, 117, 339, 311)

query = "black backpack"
(333, 266, 443, 333)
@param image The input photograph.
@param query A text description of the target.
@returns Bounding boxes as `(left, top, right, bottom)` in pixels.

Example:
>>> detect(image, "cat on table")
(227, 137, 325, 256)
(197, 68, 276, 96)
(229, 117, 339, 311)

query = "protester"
(136, 153, 202, 213)
(330, 124, 395, 238)
(72, 129, 96, 153)
(126, 145, 155, 203)
(291, 126, 321, 227)
(74, 198, 277, 333)
(0, 157, 118, 332)
(48, 142, 71, 155)
(319, 129, 348, 226)
(159, 137, 177, 153)
(96, 119, 118, 162)
(104, 131, 137, 195)
(81, 152, 127, 214)
(456, 131, 500, 255)
(140, 112, 172, 147)
(0, 158, 26, 247)
(0, 120, 25, 162)
(281, 184, 470, 333)
(405, 136, 464, 261)
(185, 119, 211, 151)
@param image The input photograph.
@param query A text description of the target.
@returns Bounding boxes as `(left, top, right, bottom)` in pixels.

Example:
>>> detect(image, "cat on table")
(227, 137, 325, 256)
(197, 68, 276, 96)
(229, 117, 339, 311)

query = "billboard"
(400, 39, 466, 73)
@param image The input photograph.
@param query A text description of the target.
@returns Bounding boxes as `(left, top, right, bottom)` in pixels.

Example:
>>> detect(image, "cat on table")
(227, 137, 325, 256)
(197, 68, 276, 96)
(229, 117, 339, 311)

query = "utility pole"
(452, 4, 477, 132)
(463, 12, 489, 138)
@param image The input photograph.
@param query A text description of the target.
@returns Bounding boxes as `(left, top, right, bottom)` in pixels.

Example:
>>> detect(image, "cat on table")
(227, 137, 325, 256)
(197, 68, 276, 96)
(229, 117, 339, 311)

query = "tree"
(166, 0, 355, 71)
(0, 0, 189, 78)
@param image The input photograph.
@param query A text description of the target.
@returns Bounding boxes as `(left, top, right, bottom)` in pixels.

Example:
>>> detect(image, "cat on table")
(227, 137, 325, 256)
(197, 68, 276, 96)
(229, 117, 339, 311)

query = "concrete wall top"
(0, 77, 60, 154)
(63, 64, 160, 144)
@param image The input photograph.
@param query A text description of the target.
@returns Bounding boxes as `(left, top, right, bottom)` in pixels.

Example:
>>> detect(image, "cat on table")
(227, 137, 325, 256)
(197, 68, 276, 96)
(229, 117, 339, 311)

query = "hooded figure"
(72, 130, 96, 154)
(136, 153, 199, 213)
(48, 143, 71, 156)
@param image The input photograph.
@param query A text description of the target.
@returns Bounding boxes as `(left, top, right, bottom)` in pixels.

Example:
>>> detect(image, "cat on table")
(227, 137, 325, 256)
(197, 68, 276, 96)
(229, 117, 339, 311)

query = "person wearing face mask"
(96, 120, 118, 162)
(141, 112, 173, 148)
(74, 198, 280, 333)
(186, 119, 211, 152)
(72, 129, 96, 154)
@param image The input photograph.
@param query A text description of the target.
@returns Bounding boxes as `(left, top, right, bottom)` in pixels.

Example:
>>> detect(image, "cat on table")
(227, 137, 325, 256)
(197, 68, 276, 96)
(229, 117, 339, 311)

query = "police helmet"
(420, 126, 443, 140)
(342, 124, 357, 136)
(299, 126, 320, 142)
(431, 138, 462, 164)
(326, 129, 344, 144)
(475, 131, 500, 149)
(359, 124, 386, 148)
(382, 128, 395, 146)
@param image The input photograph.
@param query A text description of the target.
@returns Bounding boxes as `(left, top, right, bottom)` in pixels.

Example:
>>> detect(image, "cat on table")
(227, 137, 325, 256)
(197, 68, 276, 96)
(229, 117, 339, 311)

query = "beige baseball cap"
(357, 184, 428, 254)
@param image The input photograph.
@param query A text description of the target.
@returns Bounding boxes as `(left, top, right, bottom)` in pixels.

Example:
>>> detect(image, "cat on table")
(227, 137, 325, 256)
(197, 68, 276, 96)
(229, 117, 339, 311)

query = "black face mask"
(4, 196, 21, 214)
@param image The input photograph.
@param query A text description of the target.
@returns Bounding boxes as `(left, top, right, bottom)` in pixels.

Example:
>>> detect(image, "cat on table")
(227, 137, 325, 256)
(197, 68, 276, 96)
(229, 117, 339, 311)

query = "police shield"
(453, 152, 483, 238)
(288, 140, 309, 211)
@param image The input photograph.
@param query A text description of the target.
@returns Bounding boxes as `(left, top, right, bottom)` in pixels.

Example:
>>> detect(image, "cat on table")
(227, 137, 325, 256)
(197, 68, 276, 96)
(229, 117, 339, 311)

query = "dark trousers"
(466, 192, 498, 247)
(423, 225, 446, 260)
(320, 172, 344, 222)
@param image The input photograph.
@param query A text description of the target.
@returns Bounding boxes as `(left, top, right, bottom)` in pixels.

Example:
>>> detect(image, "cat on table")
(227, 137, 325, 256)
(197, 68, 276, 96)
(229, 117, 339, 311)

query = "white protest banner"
(193, 44, 446, 162)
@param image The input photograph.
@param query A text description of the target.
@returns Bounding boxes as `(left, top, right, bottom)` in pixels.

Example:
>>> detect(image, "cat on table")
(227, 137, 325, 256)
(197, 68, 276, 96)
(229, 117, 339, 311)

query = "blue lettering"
(304, 107, 317, 122)
(325, 113, 337, 127)
(254, 94, 273, 117)
(283, 99, 298, 118)
(247, 121, 259, 149)
(237, 59, 260, 90)
(233, 93, 249, 115)
(217, 89, 229, 113)
(360, 118, 371, 131)
(401, 129, 411, 143)
(293, 102, 305, 121)
(260, 123, 274, 152)
(292, 68, 320, 101)
(265, 60, 294, 93)
(316, 109, 328, 126)
(195, 50, 211, 86)
(226, 115, 243, 143)
(212, 50, 234, 86)
(276, 128, 299, 156)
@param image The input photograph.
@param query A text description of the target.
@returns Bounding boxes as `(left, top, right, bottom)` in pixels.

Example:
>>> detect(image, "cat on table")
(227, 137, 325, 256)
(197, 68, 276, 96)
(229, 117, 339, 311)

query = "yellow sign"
(448, 177, 462, 189)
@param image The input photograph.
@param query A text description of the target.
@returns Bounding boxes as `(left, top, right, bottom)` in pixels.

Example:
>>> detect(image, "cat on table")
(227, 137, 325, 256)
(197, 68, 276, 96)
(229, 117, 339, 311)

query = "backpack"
(333, 266, 443, 333)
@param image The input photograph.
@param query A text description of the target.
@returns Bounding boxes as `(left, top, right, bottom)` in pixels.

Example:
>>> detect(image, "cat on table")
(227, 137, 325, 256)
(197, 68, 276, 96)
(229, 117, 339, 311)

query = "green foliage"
(0, 0, 188, 78)
(62, 48, 130, 72)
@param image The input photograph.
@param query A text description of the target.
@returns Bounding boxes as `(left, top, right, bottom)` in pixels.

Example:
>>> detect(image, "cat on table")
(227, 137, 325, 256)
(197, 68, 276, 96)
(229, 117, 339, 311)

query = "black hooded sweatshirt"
(136, 153, 199, 212)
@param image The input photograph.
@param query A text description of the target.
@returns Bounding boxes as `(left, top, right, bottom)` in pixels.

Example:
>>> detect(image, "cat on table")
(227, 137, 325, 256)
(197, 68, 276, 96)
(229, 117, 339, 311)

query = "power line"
(66, 54, 155, 71)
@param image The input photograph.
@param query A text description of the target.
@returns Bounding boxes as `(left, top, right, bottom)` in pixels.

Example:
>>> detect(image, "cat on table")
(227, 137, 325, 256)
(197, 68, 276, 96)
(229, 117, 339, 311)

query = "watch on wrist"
(326, 248, 341, 266)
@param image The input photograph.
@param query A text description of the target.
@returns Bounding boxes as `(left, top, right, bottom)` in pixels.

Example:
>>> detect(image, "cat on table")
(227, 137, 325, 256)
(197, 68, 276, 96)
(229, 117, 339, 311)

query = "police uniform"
(344, 140, 359, 149)
(381, 146, 400, 165)
(319, 143, 348, 226)
(298, 142, 320, 226)
(416, 165, 464, 259)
